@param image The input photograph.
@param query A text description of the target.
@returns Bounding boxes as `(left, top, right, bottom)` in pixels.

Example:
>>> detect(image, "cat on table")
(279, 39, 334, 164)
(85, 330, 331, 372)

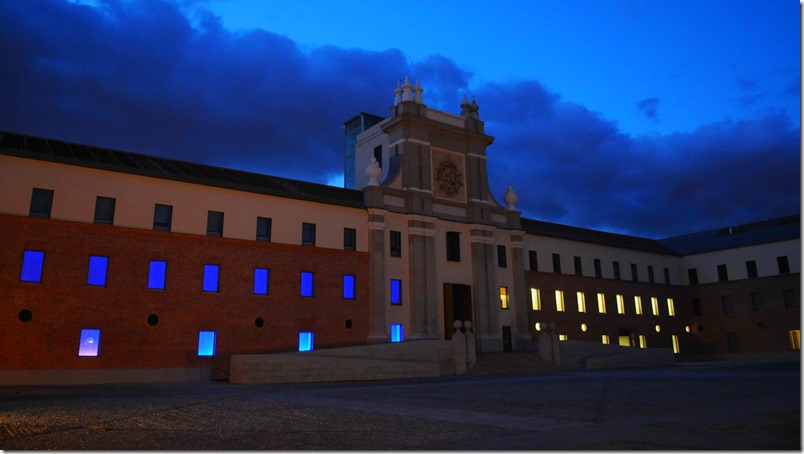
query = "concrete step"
(465, 352, 558, 376)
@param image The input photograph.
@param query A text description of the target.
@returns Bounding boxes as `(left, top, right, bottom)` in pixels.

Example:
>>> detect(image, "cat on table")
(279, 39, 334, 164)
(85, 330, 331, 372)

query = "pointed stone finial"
(470, 96, 480, 120)
(460, 94, 470, 117)
(504, 185, 518, 210)
(394, 80, 402, 106)
(402, 75, 412, 102)
(413, 79, 423, 104)
(366, 157, 382, 186)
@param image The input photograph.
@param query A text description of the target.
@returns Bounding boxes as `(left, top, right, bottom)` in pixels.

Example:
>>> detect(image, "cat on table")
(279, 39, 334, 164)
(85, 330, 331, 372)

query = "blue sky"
(0, 0, 799, 238)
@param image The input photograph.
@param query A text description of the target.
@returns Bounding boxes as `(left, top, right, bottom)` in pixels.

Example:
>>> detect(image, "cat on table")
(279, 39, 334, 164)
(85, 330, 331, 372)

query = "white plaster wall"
(680, 239, 800, 284)
(354, 123, 390, 189)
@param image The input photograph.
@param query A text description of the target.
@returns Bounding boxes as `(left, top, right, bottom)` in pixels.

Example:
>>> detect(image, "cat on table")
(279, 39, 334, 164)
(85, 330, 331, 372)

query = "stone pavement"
(0, 361, 799, 450)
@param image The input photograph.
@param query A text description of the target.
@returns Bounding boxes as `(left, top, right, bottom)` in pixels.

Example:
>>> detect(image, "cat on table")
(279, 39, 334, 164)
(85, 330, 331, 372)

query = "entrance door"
(502, 326, 512, 352)
(443, 284, 472, 340)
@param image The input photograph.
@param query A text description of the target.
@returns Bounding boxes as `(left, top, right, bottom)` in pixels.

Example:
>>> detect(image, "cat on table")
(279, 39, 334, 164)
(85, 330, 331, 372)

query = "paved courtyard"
(0, 361, 799, 450)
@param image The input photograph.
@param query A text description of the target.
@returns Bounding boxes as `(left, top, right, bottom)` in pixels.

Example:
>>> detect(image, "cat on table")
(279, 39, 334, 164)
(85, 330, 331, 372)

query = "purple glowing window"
(148, 260, 166, 289)
(298, 332, 314, 351)
(87, 256, 108, 286)
(78, 329, 101, 357)
(21, 250, 45, 282)
(198, 331, 216, 356)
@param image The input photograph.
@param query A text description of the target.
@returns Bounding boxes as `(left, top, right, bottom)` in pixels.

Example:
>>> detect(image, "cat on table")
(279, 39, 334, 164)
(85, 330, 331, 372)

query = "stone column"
(366, 208, 387, 342)
(408, 218, 438, 339)
(470, 227, 501, 352)
(510, 233, 533, 351)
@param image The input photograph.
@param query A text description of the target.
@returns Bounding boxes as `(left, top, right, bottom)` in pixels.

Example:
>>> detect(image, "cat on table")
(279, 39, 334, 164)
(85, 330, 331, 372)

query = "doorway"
(443, 283, 472, 340)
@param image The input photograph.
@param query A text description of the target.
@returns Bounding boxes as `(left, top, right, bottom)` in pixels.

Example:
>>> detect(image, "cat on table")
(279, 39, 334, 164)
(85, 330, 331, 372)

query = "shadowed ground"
(0, 361, 799, 450)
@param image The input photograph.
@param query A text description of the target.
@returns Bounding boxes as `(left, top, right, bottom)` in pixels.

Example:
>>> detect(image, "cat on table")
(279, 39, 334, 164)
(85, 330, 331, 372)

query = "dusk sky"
(0, 0, 799, 238)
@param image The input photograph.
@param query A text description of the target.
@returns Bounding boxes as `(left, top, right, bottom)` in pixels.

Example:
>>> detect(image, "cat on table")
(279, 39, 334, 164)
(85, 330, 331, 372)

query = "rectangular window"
(390, 324, 404, 343)
(717, 264, 728, 282)
(531, 288, 541, 311)
(663, 267, 671, 285)
(446, 231, 461, 261)
(197, 331, 216, 356)
(528, 250, 538, 271)
(147, 260, 167, 290)
(94, 196, 116, 225)
(552, 254, 561, 274)
(651, 297, 660, 316)
(783, 289, 796, 310)
(745, 260, 758, 278)
(630, 263, 639, 282)
(634, 296, 643, 315)
(576, 291, 586, 313)
(390, 279, 401, 304)
(20, 250, 45, 283)
(722, 295, 733, 314)
(688, 268, 699, 285)
(597, 293, 607, 314)
(373, 145, 383, 168)
(751, 292, 763, 312)
(601, 335, 610, 345)
(559, 334, 568, 341)
(343, 228, 357, 251)
(389, 231, 401, 257)
(153, 204, 173, 231)
(497, 245, 507, 268)
(692, 298, 702, 316)
(638, 335, 647, 349)
(777, 256, 790, 274)
(203, 264, 220, 292)
(613, 261, 621, 280)
(789, 330, 801, 350)
(87, 256, 108, 286)
(256, 217, 272, 242)
(499, 286, 510, 309)
(254, 268, 269, 295)
(667, 298, 676, 316)
(301, 222, 316, 246)
(298, 332, 314, 352)
(78, 329, 101, 357)
(616, 294, 625, 314)
(672, 335, 680, 354)
(207, 210, 224, 237)
(555, 290, 565, 312)
(29, 188, 54, 219)
(594, 259, 602, 278)
(343, 274, 356, 299)
(300, 272, 314, 297)
(648, 266, 655, 283)
(573, 256, 582, 276)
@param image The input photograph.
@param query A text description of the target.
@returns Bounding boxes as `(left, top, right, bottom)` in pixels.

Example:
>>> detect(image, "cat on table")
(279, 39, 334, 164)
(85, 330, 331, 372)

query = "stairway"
(465, 352, 559, 376)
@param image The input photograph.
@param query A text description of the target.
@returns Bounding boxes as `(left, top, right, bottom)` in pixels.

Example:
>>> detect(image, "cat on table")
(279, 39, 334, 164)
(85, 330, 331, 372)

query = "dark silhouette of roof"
(0, 130, 365, 209)
(657, 215, 800, 255)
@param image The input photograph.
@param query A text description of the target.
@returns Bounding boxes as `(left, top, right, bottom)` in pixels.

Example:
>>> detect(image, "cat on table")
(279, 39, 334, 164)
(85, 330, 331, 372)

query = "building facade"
(0, 78, 799, 383)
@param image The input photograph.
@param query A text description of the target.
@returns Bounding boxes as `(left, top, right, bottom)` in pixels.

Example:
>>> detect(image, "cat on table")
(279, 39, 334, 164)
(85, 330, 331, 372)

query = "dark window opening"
(302, 222, 316, 246)
(613, 261, 621, 280)
(373, 145, 382, 168)
(343, 227, 356, 251)
(446, 232, 461, 261)
(498, 245, 507, 268)
(717, 264, 728, 282)
(29, 188, 54, 219)
(390, 231, 401, 257)
(153, 204, 173, 231)
(594, 259, 602, 278)
(663, 267, 671, 285)
(573, 256, 582, 276)
(745, 260, 758, 278)
(688, 268, 699, 285)
(630, 263, 639, 282)
(94, 196, 116, 225)
(257, 217, 272, 242)
(207, 210, 224, 237)
(777, 256, 790, 274)
(721, 295, 733, 314)
(552, 253, 561, 274)
(529, 250, 538, 271)
(648, 266, 655, 283)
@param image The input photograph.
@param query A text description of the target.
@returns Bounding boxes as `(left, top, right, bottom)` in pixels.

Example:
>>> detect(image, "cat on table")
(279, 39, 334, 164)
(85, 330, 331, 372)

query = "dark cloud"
(636, 97, 660, 122)
(0, 0, 798, 238)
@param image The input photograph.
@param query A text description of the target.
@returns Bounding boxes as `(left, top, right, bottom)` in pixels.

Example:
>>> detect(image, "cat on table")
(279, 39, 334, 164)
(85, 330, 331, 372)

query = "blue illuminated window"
(148, 260, 166, 289)
(391, 324, 403, 342)
(78, 329, 101, 357)
(298, 332, 314, 351)
(390, 279, 401, 305)
(343, 274, 355, 299)
(203, 264, 219, 292)
(300, 271, 314, 297)
(254, 268, 269, 295)
(87, 256, 108, 286)
(20, 250, 45, 283)
(197, 331, 216, 356)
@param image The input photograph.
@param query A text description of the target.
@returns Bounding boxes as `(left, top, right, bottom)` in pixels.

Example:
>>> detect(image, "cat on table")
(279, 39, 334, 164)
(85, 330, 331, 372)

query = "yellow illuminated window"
(597, 293, 606, 314)
(499, 286, 509, 309)
(790, 330, 801, 350)
(634, 296, 643, 315)
(531, 288, 541, 311)
(651, 297, 659, 316)
(559, 334, 568, 341)
(672, 334, 680, 354)
(555, 290, 565, 312)
(616, 294, 625, 314)
(667, 298, 675, 316)
(638, 335, 647, 348)
(618, 335, 631, 347)
(602, 335, 610, 345)
(576, 291, 586, 313)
